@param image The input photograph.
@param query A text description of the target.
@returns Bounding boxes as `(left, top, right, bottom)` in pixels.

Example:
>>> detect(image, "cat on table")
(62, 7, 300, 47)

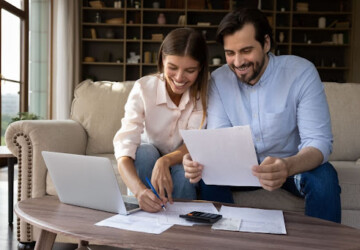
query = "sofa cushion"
(70, 80, 135, 155)
(324, 82, 360, 161)
(331, 160, 360, 210)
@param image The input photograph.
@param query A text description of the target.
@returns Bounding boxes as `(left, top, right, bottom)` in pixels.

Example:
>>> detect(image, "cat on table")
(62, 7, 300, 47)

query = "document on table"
(180, 126, 260, 186)
(95, 201, 219, 234)
(218, 205, 287, 234)
(133, 201, 219, 226)
(95, 213, 172, 234)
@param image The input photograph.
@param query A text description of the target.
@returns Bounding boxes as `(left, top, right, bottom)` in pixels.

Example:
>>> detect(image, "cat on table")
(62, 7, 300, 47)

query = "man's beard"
(232, 55, 266, 85)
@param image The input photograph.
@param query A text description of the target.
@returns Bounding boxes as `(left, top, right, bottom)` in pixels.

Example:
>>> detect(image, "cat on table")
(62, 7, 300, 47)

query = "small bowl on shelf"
(105, 18, 124, 24)
(89, 1, 105, 8)
(84, 57, 95, 62)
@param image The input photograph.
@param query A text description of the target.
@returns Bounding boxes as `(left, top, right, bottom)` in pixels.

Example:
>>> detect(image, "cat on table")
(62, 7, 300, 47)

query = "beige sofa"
(5, 79, 360, 243)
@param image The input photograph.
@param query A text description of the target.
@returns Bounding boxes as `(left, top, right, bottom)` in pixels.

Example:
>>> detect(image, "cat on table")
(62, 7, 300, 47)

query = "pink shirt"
(113, 75, 205, 160)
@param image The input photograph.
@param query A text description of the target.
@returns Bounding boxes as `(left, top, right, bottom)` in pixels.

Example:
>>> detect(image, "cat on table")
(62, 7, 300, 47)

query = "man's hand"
(252, 156, 290, 191)
(183, 153, 203, 183)
(151, 157, 174, 203)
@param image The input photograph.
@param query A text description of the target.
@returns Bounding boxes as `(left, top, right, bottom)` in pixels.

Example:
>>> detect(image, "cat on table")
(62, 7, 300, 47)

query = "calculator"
(179, 211, 222, 223)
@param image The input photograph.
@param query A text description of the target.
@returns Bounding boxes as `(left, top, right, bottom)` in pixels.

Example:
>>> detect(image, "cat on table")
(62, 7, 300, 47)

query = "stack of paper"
(96, 202, 286, 235)
(213, 206, 286, 234)
(96, 202, 219, 234)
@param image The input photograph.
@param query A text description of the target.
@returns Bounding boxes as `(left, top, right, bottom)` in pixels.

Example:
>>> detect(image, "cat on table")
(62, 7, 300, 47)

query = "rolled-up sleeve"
(296, 65, 333, 163)
(113, 81, 145, 160)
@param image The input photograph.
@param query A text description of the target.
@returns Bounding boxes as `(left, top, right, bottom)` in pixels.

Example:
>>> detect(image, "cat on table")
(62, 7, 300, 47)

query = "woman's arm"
(151, 144, 188, 203)
(114, 81, 167, 212)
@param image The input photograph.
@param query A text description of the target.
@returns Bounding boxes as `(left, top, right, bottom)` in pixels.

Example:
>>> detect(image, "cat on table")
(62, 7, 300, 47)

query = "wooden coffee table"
(15, 196, 360, 250)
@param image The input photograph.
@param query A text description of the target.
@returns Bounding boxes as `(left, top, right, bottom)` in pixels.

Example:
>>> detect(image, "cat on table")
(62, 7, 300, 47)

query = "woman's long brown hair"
(157, 28, 209, 129)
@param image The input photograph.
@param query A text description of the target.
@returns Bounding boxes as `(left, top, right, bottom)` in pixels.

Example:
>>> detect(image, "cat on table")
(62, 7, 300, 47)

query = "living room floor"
(0, 165, 125, 250)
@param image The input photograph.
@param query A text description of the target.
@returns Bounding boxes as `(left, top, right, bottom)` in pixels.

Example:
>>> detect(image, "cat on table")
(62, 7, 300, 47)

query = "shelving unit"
(266, 0, 353, 82)
(80, 0, 353, 82)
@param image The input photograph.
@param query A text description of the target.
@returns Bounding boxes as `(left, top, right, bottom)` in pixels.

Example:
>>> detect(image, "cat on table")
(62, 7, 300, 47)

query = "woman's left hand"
(151, 157, 174, 204)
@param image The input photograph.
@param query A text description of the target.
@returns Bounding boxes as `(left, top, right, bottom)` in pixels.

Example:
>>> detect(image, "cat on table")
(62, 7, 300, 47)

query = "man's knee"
(302, 162, 341, 195)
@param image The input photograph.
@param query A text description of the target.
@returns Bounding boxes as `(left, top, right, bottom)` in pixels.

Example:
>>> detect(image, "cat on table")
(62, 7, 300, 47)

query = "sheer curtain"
(52, 0, 79, 119)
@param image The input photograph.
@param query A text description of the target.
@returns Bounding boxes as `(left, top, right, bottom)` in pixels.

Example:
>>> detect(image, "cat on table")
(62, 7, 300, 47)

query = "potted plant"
(10, 112, 41, 123)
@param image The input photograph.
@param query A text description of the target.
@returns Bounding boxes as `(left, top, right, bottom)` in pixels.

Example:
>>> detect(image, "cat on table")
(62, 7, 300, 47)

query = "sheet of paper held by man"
(180, 126, 260, 186)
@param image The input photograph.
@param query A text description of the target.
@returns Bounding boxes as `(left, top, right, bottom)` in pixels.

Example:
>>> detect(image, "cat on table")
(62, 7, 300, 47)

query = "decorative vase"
(279, 32, 285, 43)
(153, 1, 160, 8)
(318, 17, 326, 28)
(157, 13, 166, 25)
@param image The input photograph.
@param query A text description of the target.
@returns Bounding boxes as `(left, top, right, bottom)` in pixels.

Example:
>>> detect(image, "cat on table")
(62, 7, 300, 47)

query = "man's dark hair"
(216, 8, 274, 50)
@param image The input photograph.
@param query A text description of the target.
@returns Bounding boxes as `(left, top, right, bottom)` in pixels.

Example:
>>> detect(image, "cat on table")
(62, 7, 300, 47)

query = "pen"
(145, 176, 166, 211)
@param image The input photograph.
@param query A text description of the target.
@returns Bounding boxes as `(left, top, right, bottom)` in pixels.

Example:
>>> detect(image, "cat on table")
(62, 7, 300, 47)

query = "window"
(0, 0, 28, 145)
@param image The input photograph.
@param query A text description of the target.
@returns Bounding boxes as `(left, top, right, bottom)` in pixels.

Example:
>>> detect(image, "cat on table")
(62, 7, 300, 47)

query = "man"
(183, 8, 341, 223)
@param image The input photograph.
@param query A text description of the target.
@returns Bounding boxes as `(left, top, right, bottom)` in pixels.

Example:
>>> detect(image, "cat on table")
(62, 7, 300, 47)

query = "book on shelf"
(335, 21, 350, 28)
(90, 28, 97, 39)
(152, 34, 164, 41)
(178, 15, 186, 25)
(197, 22, 211, 26)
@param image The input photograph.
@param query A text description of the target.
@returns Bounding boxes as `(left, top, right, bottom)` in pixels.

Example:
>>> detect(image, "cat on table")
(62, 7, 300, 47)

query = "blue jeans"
(134, 144, 197, 200)
(200, 162, 341, 223)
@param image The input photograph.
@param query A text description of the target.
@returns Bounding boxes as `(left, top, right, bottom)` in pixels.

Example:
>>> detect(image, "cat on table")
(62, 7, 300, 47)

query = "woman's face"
(163, 55, 200, 99)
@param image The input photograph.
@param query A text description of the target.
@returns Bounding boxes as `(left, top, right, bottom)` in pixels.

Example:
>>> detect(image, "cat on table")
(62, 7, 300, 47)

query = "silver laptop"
(42, 151, 140, 215)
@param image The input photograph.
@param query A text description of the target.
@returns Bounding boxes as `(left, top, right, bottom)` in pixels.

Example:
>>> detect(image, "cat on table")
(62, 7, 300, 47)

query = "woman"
(113, 28, 209, 212)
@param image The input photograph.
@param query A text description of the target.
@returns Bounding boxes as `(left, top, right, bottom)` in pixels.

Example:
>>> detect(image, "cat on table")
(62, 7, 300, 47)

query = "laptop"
(42, 151, 140, 215)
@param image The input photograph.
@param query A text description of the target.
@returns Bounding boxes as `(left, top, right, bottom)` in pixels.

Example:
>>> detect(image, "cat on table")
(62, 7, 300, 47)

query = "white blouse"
(113, 75, 205, 160)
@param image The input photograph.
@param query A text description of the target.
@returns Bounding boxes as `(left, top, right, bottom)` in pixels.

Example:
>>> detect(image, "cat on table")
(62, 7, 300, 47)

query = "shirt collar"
(257, 52, 274, 86)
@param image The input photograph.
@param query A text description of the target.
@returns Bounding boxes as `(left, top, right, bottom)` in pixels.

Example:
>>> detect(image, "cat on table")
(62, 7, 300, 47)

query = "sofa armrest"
(5, 120, 87, 242)
(5, 120, 87, 200)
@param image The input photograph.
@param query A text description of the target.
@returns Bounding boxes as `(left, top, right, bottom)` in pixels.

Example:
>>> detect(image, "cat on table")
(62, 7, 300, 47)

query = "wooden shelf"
(292, 11, 352, 15)
(142, 24, 183, 27)
(292, 27, 351, 30)
(292, 43, 349, 46)
(83, 22, 125, 27)
(83, 7, 125, 11)
(82, 38, 124, 42)
(317, 67, 349, 70)
(80, 0, 354, 83)
(83, 62, 124, 66)
(186, 9, 230, 13)
(142, 8, 186, 12)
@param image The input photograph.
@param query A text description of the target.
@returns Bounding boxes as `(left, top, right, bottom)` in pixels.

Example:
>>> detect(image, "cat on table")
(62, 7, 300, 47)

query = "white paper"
(134, 202, 219, 226)
(180, 126, 260, 186)
(219, 206, 287, 234)
(211, 218, 242, 231)
(95, 214, 172, 234)
(95, 202, 219, 233)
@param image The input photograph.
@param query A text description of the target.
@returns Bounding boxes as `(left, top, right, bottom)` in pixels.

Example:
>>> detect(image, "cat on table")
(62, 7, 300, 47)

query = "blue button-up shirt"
(208, 53, 332, 164)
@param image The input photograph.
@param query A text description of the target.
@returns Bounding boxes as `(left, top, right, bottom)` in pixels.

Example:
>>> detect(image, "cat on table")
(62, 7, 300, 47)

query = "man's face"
(223, 23, 270, 85)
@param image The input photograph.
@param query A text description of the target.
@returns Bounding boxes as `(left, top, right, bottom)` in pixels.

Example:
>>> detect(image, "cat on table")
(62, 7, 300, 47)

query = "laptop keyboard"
(125, 202, 140, 211)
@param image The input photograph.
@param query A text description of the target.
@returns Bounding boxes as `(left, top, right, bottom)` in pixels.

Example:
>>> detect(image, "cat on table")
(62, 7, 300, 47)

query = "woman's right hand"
(183, 153, 203, 183)
(135, 187, 168, 213)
